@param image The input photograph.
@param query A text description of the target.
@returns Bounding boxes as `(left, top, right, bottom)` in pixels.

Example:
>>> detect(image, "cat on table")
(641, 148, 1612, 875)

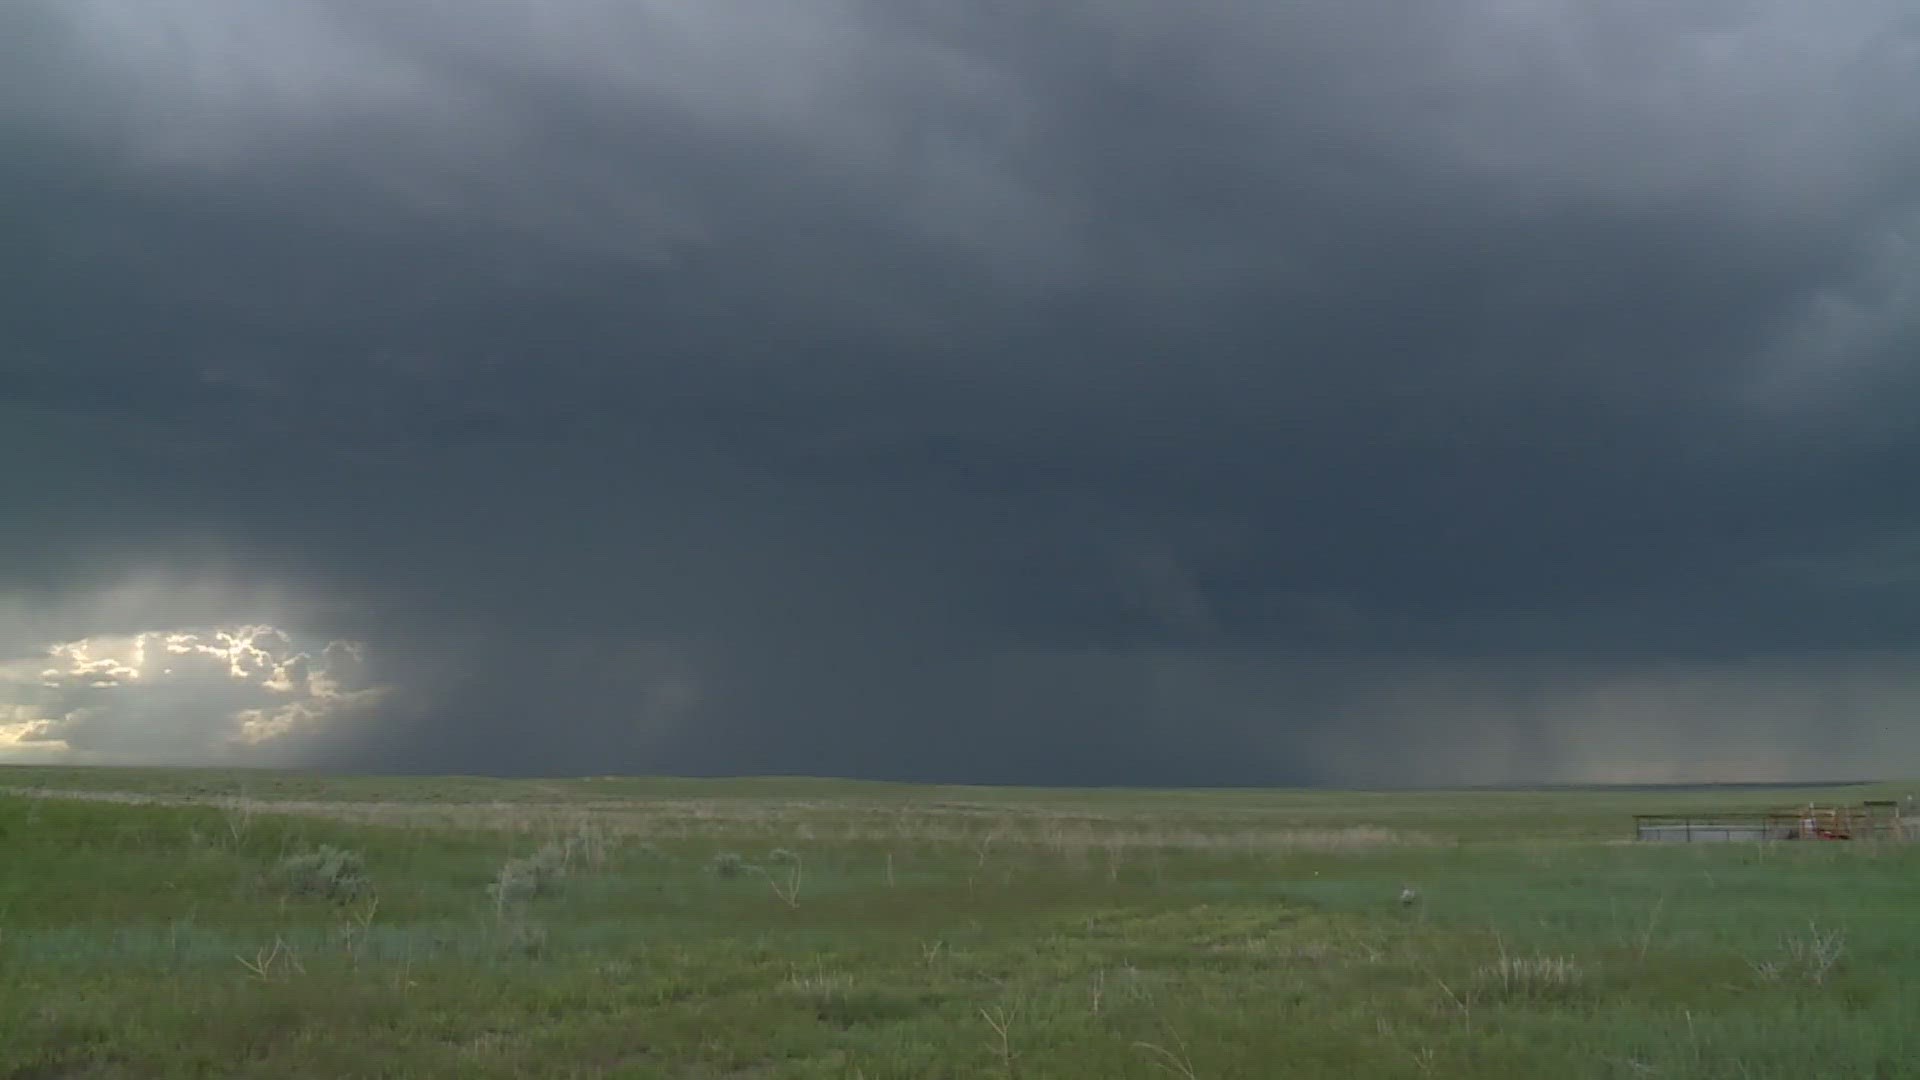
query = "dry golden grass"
(1, 784, 1444, 852)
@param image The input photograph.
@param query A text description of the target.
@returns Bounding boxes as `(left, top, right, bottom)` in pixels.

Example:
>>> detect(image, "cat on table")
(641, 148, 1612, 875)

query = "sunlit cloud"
(0, 622, 385, 765)
(46, 633, 149, 686)
(0, 704, 72, 756)
(234, 684, 389, 746)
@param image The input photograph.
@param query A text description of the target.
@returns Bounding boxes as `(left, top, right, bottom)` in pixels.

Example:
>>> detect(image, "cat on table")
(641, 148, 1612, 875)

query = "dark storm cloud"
(5, 1, 1920, 782)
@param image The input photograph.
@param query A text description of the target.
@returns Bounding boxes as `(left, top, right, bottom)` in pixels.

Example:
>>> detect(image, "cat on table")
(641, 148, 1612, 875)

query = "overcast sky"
(4, 1, 1919, 785)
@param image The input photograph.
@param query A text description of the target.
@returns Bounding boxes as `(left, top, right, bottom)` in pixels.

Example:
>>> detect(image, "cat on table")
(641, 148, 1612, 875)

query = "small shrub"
(488, 841, 572, 903)
(756, 849, 804, 907)
(271, 844, 373, 902)
(712, 852, 747, 878)
(488, 862, 541, 904)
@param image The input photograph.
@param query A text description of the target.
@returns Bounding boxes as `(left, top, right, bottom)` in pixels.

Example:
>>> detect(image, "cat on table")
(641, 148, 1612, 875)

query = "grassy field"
(1, 768, 1915, 1078)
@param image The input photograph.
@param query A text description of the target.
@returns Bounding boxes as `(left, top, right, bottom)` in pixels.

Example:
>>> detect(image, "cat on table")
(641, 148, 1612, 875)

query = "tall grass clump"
(1751, 922, 1846, 986)
(270, 844, 374, 902)
(1477, 954, 1584, 1001)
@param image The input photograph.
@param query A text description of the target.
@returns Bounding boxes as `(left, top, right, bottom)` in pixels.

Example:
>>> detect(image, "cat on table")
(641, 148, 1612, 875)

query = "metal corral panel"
(1636, 822, 1792, 842)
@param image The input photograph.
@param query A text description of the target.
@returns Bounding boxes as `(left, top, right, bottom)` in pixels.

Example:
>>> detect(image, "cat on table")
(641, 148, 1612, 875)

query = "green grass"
(0, 768, 1915, 1078)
